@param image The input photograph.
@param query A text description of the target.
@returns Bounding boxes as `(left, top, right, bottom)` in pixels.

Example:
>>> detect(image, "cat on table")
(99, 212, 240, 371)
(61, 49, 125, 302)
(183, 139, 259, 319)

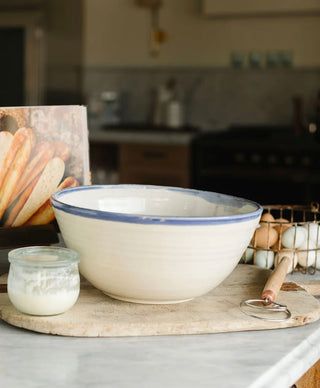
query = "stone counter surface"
(1, 317, 320, 387)
(2, 124, 320, 386)
(1, 248, 320, 387)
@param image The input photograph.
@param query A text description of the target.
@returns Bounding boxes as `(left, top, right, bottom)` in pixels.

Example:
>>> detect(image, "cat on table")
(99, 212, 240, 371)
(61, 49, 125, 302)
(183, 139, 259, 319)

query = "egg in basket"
(242, 203, 320, 274)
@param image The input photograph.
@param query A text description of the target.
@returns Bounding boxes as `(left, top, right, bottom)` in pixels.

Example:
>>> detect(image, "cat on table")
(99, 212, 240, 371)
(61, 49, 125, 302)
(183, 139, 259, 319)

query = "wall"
(83, 0, 320, 67)
(45, 0, 83, 103)
(42, 0, 320, 130)
(83, 67, 320, 130)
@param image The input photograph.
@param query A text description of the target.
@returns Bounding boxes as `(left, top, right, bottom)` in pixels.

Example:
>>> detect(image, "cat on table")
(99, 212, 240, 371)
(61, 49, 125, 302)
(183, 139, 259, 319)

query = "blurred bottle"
(100, 91, 121, 127)
(166, 98, 182, 128)
(153, 78, 183, 128)
(153, 79, 174, 126)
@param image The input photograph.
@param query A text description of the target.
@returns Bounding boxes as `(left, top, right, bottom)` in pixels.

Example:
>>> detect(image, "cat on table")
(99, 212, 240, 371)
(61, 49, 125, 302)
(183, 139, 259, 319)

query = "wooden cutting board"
(1, 264, 320, 337)
(287, 270, 320, 297)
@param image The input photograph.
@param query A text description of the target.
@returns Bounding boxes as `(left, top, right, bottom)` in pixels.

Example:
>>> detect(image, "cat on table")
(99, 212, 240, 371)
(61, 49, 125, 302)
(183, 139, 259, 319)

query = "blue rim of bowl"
(51, 185, 263, 225)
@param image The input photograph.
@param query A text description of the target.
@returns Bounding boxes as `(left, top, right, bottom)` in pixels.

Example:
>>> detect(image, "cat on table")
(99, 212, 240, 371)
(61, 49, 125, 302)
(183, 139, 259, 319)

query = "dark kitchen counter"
(88, 120, 320, 204)
(89, 120, 199, 145)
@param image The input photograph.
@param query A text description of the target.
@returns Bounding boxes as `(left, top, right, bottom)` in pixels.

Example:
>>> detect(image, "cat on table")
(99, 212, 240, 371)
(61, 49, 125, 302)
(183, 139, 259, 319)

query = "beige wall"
(46, 0, 83, 67)
(45, 0, 83, 98)
(83, 0, 320, 68)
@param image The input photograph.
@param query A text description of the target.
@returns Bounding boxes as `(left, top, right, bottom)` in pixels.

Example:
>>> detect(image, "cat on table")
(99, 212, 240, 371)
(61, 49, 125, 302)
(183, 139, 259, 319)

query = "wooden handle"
(262, 256, 291, 302)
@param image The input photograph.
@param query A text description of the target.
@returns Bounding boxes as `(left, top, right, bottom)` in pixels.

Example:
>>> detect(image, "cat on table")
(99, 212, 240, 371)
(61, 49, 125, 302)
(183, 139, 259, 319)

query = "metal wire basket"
(242, 203, 320, 274)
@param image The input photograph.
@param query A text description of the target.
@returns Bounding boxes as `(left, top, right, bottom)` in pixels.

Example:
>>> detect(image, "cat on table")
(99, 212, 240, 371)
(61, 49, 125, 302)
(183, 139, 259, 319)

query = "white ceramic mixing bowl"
(51, 185, 262, 304)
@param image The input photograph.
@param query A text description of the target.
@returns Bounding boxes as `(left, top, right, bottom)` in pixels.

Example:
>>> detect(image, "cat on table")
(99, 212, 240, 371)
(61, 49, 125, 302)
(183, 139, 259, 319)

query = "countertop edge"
(250, 323, 320, 388)
(88, 128, 197, 145)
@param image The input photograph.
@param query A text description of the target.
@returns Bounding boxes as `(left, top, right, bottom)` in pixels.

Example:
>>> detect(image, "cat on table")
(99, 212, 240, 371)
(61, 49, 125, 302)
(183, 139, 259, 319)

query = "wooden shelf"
(202, 0, 320, 17)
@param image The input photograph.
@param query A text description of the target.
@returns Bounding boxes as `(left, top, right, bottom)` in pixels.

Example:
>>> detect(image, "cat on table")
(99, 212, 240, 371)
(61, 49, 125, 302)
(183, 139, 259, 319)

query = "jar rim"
(8, 246, 80, 268)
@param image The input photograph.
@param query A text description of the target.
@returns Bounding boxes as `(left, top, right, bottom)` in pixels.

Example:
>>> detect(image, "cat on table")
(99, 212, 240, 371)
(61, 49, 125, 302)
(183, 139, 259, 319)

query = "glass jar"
(7, 246, 80, 316)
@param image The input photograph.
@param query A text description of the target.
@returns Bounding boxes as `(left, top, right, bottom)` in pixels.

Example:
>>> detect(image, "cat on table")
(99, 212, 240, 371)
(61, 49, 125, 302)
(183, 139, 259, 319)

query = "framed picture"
(0, 105, 90, 239)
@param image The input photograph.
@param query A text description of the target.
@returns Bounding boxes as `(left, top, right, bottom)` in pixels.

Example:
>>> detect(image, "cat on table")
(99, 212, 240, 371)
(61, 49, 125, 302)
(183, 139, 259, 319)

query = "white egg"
(281, 226, 307, 249)
(303, 223, 320, 247)
(314, 250, 320, 270)
(297, 239, 317, 267)
(242, 247, 254, 263)
(254, 250, 274, 269)
(274, 249, 298, 274)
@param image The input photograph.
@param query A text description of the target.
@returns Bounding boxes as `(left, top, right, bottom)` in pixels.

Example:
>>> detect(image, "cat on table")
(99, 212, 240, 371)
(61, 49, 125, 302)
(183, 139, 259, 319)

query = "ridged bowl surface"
(51, 185, 262, 304)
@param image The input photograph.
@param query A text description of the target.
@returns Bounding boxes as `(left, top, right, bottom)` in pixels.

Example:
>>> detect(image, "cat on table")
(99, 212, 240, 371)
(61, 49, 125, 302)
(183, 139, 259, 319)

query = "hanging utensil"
(136, 0, 167, 56)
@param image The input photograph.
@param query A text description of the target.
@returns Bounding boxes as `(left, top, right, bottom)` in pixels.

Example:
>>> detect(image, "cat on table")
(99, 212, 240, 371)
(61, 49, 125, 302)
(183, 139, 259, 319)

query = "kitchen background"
(1, 0, 320, 204)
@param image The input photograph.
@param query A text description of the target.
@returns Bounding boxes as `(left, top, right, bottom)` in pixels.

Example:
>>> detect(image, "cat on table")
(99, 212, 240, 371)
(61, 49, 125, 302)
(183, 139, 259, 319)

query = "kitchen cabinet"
(202, 0, 320, 16)
(90, 125, 320, 204)
(295, 358, 320, 387)
(89, 127, 196, 188)
(192, 128, 320, 205)
(119, 143, 190, 187)
(89, 141, 118, 184)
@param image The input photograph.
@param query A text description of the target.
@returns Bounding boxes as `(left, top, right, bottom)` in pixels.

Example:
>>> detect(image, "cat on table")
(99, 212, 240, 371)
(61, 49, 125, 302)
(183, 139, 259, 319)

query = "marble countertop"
(1, 315, 320, 387)
(1, 252, 320, 387)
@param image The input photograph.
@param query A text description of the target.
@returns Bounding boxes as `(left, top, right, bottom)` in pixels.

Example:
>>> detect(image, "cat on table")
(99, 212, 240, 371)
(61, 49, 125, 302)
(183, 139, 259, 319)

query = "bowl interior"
(53, 185, 260, 219)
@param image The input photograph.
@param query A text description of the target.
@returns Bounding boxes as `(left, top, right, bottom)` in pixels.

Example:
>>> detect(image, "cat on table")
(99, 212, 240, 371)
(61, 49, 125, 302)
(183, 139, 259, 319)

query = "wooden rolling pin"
(262, 256, 291, 303)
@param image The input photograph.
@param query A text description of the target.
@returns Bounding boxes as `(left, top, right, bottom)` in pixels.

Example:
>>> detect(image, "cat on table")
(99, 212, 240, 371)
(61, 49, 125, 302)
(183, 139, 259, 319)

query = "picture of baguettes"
(0, 127, 35, 221)
(4, 176, 40, 227)
(7, 141, 56, 207)
(12, 157, 65, 227)
(54, 140, 71, 162)
(24, 176, 79, 226)
(0, 105, 89, 232)
(0, 131, 13, 171)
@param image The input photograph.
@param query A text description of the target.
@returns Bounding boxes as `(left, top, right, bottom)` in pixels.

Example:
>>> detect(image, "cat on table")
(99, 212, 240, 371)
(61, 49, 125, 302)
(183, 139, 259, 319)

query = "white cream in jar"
(7, 246, 80, 316)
